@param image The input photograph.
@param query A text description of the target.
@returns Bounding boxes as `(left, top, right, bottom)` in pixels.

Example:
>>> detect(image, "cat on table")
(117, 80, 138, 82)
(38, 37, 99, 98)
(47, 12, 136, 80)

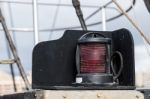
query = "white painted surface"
(44, 90, 144, 99)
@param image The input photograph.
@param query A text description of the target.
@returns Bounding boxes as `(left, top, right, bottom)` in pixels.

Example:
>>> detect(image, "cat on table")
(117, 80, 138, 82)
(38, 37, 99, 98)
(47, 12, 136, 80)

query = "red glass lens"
(80, 43, 106, 73)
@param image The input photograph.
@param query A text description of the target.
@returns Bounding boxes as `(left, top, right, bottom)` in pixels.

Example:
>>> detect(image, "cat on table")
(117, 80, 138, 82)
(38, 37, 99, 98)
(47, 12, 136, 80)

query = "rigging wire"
(84, 1, 113, 21)
(8, 2, 17, 92)
(112, 0, 150, 45)
(142, 38, 150, 56)
(17, 0, 134, 32)
(0, 8, 31, 90)
(44, 0, 136, 31)
(49, 0, 61, 40)
(72, 0, 87, 30)
(144, 0, 150, 13)
(0, 0, 136, 32)
(129, 0, 150, 56)
(0, 0, 100, 8)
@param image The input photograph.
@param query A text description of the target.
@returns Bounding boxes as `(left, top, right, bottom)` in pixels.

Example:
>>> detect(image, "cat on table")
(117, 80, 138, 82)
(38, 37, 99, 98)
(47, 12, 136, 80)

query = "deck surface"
(44, 90, 144, 99)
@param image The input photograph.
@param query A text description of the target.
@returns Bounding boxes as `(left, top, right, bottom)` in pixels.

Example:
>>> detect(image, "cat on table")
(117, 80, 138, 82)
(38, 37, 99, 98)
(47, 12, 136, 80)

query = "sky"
(0, 0, 150, 75)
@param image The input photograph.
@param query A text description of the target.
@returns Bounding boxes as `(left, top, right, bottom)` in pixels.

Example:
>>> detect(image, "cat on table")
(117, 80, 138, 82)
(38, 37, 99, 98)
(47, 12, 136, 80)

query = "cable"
(142, 38, 150, 57)
(72, 0, 87, 30)
(129, 0, 150, 57)
(49, 0, 61, 40)
(0, 0, 136, 33)
(111, 51, 124, 83)
(112, 0, 150, 45)
(144, 0, 150, 13)
(42, 0, 136, 31)
(8, 2, 17, 92)
(0, 0, 136, 32)
(0, 0, 101, 8)
(0, 9, 31, 90)
(85, 1, 113, 21)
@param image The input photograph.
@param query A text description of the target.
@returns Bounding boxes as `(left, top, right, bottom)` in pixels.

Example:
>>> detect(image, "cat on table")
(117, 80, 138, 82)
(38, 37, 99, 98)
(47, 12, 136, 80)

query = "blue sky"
(0, 0, 150, 75)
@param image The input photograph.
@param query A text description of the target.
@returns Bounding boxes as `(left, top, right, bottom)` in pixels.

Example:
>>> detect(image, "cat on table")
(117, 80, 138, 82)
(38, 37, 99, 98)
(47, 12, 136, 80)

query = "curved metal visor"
(78, 38, 111, 44)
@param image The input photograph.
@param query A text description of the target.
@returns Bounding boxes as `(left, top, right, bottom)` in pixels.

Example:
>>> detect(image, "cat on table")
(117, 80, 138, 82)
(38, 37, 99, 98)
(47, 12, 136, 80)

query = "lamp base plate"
(75, 74, 115, 86)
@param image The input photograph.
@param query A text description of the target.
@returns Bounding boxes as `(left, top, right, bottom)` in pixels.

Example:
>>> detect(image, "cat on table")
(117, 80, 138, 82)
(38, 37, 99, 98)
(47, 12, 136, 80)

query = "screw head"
(97, 93, 102, 98)
(136, 95, 140, 99)
(63, 95, 67, 99)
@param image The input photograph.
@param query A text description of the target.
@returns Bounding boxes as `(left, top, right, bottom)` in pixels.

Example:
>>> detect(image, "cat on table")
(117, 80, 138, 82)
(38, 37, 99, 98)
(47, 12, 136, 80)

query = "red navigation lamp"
(75, 32, 114, 85)
(80, 43, 107, 73)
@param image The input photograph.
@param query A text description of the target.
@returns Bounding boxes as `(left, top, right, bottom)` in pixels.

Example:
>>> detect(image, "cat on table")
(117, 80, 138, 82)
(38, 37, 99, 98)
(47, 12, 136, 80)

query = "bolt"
(63, 95, 67, 99)
(136, 95, 140, 99)
(97, 93, 102, 98)
(34, 94, 37, 98)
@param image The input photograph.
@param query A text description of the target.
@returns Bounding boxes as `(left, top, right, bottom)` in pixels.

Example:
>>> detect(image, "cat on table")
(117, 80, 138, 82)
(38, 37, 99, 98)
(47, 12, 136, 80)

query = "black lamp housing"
(32, 29, 135, 90)
(75, 32, 114, 85)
